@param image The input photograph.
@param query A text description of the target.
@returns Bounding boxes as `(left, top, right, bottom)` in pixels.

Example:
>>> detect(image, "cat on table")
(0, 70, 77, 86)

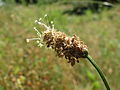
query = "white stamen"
(38, 43, 43, 47)
(37, 21, 42, 25)
(52, 25, 54, 29)
(37, 22, 50, 30)
(36, 40, 40, 43)
(26, 39, 30, 43)
(33, 27, 41, 36)
(37, 33, 41, 37)
(26, 38, 40, 42)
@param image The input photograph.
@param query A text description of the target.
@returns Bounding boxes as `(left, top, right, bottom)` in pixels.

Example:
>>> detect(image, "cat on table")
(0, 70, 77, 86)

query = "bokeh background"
(0, 0, 120, 90)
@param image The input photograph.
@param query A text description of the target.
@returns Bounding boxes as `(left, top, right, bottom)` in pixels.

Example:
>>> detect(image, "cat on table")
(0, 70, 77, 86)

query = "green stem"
(86, 55, 110, 90)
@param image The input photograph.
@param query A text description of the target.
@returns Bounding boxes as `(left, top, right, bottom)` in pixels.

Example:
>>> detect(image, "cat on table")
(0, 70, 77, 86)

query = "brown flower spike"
(43, 30, 88, 66)
(27, 15, 88, 66)
(27, 15, 110, 90)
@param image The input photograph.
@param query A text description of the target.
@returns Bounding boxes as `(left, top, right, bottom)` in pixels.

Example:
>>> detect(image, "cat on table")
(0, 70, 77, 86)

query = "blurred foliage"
(0, 1, 120, 90)
(2, 0, 60, 5)
(2, 0, 120, 5)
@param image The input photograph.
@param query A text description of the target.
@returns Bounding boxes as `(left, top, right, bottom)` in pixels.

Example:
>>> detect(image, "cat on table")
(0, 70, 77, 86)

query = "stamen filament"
(33, 27, 42, 36)
(26, 38, 40, 42)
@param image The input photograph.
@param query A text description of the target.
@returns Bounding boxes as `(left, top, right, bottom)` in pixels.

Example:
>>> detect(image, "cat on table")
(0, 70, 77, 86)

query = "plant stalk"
(86, 55, 110, 90)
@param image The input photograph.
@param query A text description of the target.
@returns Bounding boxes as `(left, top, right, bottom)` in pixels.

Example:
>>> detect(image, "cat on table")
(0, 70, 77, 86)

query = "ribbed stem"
(86, 55, 110, 90)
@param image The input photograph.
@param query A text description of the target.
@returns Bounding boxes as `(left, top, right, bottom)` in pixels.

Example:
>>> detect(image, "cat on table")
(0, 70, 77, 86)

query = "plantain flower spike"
(27, 14, 88, 66)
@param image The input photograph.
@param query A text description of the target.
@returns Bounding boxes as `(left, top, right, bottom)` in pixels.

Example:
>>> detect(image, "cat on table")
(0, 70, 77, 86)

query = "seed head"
(27, 15, 88, 66)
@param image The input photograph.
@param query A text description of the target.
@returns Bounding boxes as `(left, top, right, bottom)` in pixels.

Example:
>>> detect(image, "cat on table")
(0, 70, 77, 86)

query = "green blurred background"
(0, 0, 120, 90)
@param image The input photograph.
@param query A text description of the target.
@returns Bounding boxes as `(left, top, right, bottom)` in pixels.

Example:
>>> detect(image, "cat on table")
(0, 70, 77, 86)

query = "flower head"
(27, 15, 88, 66)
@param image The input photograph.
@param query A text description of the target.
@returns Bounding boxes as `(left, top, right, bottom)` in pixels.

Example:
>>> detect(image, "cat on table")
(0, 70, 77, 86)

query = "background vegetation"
(0, 0, 120, 90)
